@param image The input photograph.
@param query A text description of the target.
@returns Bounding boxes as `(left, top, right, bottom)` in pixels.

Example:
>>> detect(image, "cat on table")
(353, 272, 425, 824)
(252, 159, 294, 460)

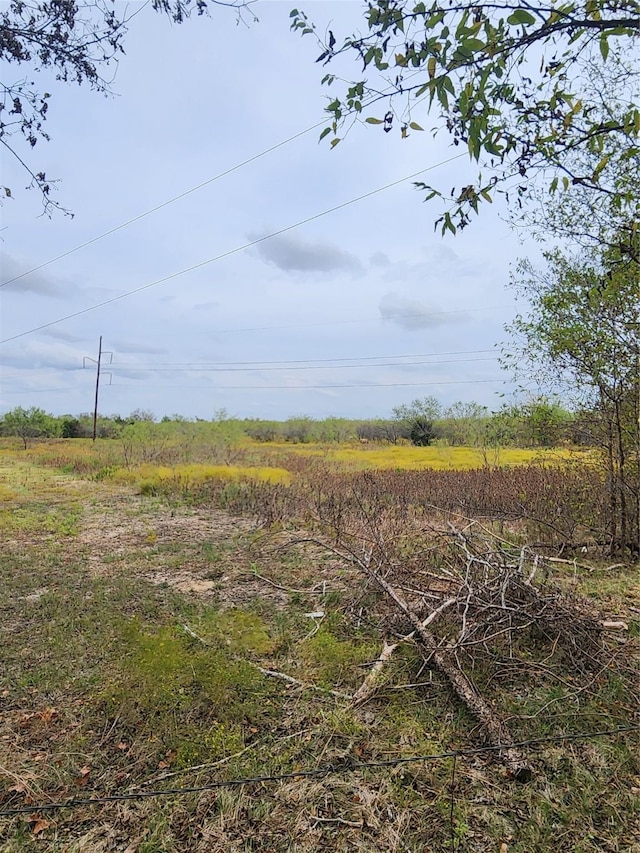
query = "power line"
(0, 349, 501, 377)
(0, 725, 636, 817)
(0, 153, 466, 346)
(110, 378, 506, 390)
(0, 121, 326, 290)
(109, 357, 499, 374)
(0, 68, 431, 290)
(110, 347, 497, 367)
(0, 386, 79, 394)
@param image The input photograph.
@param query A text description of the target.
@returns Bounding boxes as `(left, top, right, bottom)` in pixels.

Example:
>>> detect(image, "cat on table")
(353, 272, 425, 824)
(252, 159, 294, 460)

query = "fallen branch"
(351, 598, 456, 707)
(351, 639, 399, 707)
(303, 539, 533, 782)
(256, 667, 350, 700)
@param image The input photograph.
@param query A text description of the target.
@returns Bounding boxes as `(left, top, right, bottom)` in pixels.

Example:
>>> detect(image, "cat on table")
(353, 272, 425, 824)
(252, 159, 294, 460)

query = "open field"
(238, 441, 583, 471)
(1, 438, 639, 851)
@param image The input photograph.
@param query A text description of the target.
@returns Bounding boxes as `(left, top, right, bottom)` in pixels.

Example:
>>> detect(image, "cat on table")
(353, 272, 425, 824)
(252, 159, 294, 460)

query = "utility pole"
(83, 337, 112, 442)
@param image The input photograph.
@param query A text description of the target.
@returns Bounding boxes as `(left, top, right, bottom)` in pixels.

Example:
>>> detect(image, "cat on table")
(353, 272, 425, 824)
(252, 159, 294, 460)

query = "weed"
(301, 629, 379, 689)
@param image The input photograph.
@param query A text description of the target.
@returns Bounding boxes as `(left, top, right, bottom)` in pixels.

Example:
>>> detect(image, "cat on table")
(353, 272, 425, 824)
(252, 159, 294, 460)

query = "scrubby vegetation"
(0, 395, 588, 449)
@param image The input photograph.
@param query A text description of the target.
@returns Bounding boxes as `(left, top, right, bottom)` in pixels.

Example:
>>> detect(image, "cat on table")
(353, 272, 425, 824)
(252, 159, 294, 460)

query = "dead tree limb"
(369, 566, 532, 781)
(351, 599, 456, 707)
(301, 539, 533, 781)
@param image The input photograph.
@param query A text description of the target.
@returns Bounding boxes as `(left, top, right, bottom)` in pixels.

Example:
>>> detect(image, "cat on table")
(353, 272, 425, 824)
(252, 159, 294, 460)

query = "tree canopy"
(292, 0, 640, 234)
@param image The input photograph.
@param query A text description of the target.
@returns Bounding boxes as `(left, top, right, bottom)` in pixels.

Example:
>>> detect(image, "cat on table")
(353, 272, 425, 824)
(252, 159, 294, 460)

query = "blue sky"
(0, 1, 535, 420)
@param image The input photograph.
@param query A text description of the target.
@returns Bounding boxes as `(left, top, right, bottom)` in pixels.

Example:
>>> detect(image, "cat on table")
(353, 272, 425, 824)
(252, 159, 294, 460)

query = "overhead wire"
(0, 67, 431, 290)
(0, 120, 327, 290)
(109, 378, 505, 390)
(0, 152, 467, 346)
(110, 347, 497, 367)
(109, 357, 499, 373)
(0, 349, 499, 378)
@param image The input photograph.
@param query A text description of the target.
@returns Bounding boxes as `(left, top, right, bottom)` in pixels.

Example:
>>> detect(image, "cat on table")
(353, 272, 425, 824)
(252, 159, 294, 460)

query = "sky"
(0, 0, 538, 421)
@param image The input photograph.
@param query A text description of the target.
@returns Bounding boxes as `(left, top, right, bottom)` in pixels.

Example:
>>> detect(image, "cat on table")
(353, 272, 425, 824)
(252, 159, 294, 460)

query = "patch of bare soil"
(76, 490, 261, 598)
(74, 488, 346, 612)
(73, 485, 354, 610)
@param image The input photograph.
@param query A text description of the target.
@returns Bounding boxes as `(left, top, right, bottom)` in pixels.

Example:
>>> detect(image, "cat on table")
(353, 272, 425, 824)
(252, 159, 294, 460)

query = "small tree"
(442, 400, 489, 446)
(59, 416, 82, 438)
(506, 236, 640, 554)
(1, 406, 57, 448)
(392, 396, 441, 445)
(409, 417, 436, 447)
(520, 397, 572, 447)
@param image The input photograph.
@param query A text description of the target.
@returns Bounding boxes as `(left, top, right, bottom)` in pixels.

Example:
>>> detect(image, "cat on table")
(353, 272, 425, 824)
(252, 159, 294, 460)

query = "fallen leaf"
(38, 708, 57, 724)
(116, 742, 128, 751)
(157, 760, 170, 770)
(28, 816, 51, 835)
(500, 844, 508, 853)
(33, 819, 51, 835)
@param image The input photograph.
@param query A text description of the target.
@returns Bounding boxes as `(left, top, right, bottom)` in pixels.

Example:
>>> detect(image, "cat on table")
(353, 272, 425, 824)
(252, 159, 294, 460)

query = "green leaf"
(330, 138, 341, 148)
(593, 153, 610, 178)
(427, 56, 437, 79)
(319, 127, 332, 141)
(409, 121, 424, 131)
(365, 117, 384, 124)
(507, 10, 536, 26)
(599, 34, 610, 61)
(442, 212, 456, 235)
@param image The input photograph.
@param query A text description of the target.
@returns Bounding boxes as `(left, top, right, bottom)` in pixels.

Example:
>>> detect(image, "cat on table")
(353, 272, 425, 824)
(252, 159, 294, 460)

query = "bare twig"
(256, 667, 350, 700)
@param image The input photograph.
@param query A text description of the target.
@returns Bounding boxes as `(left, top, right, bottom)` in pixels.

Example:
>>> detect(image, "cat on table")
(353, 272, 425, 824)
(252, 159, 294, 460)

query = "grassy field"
(1, 439, 639, 851)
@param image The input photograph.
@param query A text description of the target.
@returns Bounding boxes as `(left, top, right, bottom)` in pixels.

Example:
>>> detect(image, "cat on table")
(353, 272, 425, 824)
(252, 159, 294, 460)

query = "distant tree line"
(0, 397, 603, 450)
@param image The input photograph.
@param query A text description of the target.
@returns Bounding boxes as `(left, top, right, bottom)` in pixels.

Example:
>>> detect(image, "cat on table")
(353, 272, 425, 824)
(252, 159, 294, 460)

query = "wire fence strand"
(1, 725, 637, 817)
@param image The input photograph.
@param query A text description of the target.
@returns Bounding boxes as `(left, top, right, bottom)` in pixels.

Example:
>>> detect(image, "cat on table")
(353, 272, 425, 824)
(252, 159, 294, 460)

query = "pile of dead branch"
(281, 506, 631, 782)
